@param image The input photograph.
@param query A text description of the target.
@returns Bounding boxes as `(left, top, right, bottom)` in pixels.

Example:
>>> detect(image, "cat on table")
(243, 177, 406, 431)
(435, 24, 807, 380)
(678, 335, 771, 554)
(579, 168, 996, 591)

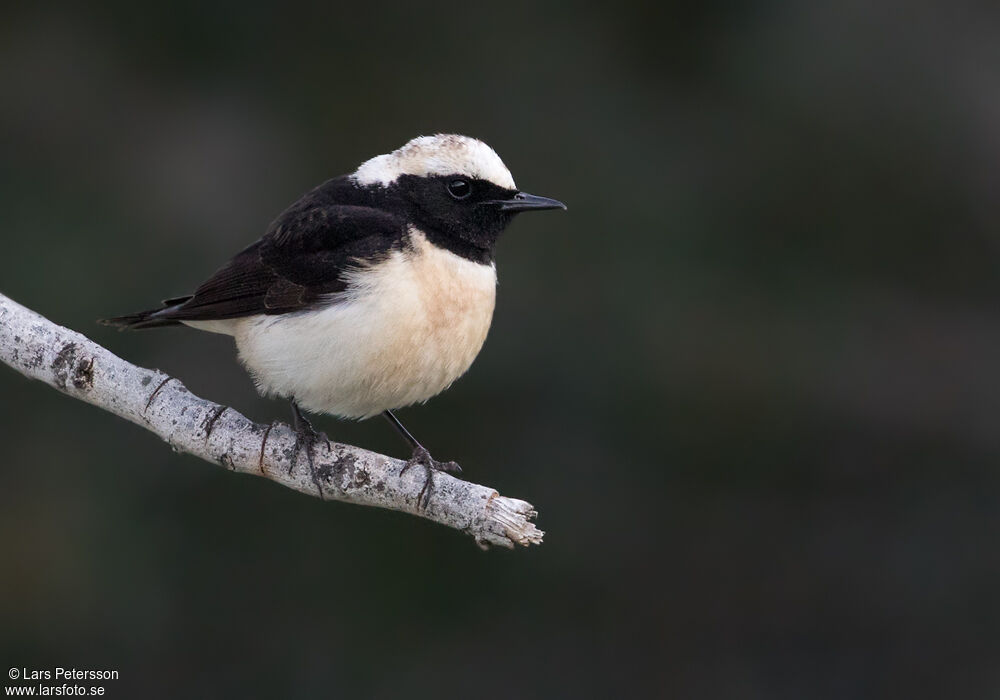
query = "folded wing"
(102, 190, 406, 329)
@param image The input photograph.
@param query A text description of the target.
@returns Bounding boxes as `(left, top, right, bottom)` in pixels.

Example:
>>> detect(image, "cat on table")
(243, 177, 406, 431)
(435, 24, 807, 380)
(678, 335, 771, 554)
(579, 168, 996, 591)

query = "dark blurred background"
(2, 2, 1000, 698)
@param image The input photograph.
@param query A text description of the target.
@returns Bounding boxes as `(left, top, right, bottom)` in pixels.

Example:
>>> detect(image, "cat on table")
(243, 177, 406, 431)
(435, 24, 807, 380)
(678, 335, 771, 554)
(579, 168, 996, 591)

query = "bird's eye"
(447, 179, 472, 200)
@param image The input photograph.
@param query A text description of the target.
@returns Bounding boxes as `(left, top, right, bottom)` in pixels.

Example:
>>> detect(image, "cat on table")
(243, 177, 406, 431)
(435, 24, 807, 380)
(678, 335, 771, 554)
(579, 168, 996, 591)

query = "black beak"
(500, 191, 567, 213)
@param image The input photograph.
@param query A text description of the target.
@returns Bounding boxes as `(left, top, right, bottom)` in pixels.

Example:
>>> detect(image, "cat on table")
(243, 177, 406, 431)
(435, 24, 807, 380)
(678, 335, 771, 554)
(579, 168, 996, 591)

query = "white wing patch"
(353, 134, 516, 190)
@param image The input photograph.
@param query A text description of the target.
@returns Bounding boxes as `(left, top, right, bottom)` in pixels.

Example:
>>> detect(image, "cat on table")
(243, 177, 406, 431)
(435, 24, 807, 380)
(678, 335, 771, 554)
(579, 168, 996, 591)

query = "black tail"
(99, 296, 193, 330)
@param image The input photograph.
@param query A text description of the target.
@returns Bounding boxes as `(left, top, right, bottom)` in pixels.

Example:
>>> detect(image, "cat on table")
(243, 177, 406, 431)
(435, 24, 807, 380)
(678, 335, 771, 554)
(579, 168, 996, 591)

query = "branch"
(0, 292, 542, 550)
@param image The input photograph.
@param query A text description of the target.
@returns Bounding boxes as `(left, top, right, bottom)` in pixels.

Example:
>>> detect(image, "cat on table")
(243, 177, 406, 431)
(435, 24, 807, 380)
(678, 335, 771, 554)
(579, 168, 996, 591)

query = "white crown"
(353, 134, 516, 190)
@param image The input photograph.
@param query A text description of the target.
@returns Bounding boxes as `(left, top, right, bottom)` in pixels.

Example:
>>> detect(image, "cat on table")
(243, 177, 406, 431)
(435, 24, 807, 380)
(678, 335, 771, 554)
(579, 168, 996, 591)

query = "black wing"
(103, 185, 406, 329)
(173, 204, 405, 320)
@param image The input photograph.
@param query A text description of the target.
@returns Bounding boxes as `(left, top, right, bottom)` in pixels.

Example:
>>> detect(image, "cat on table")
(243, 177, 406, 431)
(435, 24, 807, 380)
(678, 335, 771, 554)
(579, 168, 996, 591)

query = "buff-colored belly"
(229, 232, 497, 419)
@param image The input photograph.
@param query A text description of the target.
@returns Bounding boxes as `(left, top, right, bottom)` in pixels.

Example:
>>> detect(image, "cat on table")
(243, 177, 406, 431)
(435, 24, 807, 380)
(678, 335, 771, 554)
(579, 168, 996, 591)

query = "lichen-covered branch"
(0, 292, 542, 550)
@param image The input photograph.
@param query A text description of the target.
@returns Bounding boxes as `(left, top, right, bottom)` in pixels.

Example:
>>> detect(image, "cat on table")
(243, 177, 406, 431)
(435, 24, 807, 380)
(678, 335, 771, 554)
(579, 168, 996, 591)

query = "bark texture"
(0, 292, 543, 549)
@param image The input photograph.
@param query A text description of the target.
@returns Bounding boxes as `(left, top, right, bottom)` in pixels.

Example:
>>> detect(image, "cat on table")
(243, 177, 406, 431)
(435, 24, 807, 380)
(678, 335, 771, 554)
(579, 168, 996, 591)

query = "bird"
(102, 134, 565, 505)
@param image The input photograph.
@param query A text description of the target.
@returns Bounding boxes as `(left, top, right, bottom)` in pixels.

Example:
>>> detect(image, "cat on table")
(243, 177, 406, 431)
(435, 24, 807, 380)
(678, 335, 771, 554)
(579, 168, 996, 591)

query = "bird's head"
(352, 134, 565, 261)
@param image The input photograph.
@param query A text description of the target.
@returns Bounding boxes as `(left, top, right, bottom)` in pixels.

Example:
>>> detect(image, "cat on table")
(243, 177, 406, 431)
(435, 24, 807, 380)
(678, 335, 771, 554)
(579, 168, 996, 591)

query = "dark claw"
(203, 404, 228, 444)
(292, 425, 329, 499)
(289, 401, 329, 499)
(401, 446, 462, 509)
(439, 460, 462, 475)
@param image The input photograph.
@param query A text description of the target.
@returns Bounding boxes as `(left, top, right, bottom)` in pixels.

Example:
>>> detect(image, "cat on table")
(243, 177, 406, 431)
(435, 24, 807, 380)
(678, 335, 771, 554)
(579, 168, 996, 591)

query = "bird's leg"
(290, 400, 330, 499)
(382, 410, 462, 475)
(382, 409, 461, 509)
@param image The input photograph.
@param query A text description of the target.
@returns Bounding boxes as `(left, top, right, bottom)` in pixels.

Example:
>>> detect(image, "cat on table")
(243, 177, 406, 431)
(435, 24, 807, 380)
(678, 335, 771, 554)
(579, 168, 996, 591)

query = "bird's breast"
(234, 229, 497, 418)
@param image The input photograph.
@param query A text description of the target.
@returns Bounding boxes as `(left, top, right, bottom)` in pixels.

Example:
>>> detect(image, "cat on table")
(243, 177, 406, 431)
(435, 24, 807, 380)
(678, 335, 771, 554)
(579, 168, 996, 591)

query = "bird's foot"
(290, 407, 331, 499)
(401, 446, 462, 509)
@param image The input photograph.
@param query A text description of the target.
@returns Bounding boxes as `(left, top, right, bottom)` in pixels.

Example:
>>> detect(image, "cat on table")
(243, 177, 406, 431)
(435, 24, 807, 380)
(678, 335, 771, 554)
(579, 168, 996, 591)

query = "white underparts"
(182, 319, 237, 335)
(192, 230, 498, 419)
